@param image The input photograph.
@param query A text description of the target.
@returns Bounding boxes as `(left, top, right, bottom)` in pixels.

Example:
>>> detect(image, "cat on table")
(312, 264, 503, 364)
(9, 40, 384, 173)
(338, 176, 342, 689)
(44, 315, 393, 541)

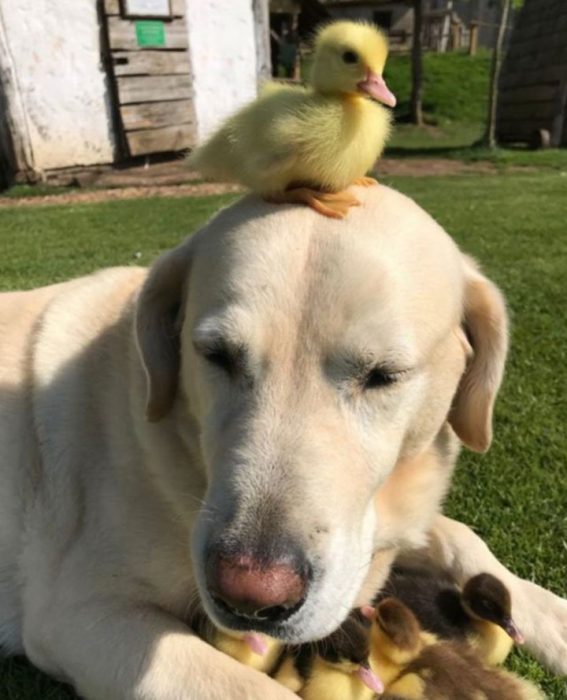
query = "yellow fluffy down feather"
(188, 21, 394, 197)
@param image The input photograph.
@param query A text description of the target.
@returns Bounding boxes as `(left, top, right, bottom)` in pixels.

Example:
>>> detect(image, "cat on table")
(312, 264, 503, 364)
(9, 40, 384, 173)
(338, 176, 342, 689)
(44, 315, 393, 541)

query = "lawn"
(311, 50, 567, 170)
(0, 174, 566, 699)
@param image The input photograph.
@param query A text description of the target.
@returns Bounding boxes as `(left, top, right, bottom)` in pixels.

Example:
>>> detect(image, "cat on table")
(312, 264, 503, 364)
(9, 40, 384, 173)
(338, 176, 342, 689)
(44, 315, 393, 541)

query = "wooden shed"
(497, 0, 567, 147)
(0, 0, 270, 184)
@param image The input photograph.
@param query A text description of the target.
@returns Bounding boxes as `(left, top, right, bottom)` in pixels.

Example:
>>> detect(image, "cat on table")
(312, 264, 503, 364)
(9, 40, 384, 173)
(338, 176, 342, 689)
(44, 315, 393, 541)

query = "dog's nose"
(207, 551, 309, 622)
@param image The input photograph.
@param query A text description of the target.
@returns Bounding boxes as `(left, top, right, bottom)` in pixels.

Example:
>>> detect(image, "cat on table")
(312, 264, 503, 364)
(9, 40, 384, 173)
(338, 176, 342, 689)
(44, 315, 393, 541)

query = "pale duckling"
(189, 21, 396, 219)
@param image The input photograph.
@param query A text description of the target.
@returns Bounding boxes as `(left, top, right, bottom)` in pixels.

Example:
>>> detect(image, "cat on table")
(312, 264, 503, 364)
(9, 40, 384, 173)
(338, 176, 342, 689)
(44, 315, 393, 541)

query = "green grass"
(384, 50, 490, 155)
(385, 50, 492, 125)
(383, 52, 567, 170)
(309, 50, 567, 169)
(388, 121, 485, 151)
(0, 195, 237, 291)
(0, 176, 566, 698)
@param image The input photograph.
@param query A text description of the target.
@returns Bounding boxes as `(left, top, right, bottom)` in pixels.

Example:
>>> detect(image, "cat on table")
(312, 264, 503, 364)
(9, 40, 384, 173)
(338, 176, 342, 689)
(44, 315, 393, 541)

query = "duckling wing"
(259, 80, 294, 98)
(188, 83, 311, 192)
(259, 96, 391, 192)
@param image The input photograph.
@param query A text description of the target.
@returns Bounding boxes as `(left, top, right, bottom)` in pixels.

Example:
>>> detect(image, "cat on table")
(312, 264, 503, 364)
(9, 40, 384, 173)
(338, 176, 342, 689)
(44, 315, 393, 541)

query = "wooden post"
(483, 0, 512, 149)
(440, 0, 453, 53)
(469, 21, 478, 56)
(451, 21, 461, 51)
(252, 0, 272, 84)
(551, 77, 567, 147)
(411, 0, 424, 126)
(292, 10, 300, 81)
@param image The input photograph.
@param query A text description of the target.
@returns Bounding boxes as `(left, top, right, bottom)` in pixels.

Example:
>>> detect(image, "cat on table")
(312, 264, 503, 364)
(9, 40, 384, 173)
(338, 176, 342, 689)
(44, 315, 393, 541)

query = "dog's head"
(135, 188, 508, 642)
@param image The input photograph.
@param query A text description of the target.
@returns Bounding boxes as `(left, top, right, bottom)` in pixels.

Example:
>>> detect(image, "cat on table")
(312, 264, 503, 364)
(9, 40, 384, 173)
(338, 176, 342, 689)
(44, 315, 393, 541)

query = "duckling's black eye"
(363, 367, 398, 390)
(342, 50, 358, 64)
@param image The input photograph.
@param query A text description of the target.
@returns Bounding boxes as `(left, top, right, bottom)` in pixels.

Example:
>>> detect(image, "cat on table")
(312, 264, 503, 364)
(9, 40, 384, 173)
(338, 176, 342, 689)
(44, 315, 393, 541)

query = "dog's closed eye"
(202, 345, 238, 374)
(362, 366, 401, 390)
(193, 337, 243, 378)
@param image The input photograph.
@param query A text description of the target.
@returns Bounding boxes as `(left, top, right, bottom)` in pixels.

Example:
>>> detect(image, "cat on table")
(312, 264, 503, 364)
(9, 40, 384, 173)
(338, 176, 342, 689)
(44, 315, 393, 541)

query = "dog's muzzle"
(205, 544, 311, 625)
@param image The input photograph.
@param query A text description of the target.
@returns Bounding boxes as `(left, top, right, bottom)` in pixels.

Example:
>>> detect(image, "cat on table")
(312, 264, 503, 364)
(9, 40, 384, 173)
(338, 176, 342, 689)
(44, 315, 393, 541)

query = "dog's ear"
(449, 256, 509, 453)
(135, 242, 192, 422)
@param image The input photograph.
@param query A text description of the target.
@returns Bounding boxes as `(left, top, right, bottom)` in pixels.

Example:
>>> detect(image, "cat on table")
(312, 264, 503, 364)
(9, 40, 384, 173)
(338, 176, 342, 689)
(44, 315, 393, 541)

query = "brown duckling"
(368, 598, 543, 700)
(462, 572, 524, 665)
(376, 566, 523, 665)
(274, 611, 384, 700)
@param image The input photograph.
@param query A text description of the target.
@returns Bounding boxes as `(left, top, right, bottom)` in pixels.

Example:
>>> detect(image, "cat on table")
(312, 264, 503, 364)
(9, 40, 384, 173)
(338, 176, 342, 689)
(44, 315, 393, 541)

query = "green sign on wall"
(135, 20, 166, 47)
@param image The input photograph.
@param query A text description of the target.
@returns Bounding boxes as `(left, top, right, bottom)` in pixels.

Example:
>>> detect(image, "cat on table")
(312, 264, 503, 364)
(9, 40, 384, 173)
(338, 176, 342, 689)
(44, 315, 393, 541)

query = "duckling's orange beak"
(357, 70, 396, 107)
(357, 664, 384, 694)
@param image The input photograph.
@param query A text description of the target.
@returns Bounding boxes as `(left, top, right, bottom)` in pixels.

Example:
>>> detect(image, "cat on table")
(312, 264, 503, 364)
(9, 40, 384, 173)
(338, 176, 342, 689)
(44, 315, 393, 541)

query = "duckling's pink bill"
(357, 73, 397, 108)
(243, 633, 268, 655)
(503, 619, 525, 645)
(357, 666, 384, 694)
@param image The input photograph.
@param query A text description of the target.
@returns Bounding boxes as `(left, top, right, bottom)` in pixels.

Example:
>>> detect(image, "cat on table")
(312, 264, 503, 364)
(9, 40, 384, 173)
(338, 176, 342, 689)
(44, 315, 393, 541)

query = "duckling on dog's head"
(311, 21, 395, 104)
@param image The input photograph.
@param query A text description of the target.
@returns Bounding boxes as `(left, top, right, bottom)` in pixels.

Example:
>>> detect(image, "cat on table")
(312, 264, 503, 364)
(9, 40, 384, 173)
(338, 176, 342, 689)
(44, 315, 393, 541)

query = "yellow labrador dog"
(0, 186, 565, 699)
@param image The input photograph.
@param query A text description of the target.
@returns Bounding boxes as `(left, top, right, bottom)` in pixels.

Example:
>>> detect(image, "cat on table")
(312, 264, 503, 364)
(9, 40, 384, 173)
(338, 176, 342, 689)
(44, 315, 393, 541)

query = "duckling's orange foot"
(266, 187, 360, 219)
(353, 176, 379, 187)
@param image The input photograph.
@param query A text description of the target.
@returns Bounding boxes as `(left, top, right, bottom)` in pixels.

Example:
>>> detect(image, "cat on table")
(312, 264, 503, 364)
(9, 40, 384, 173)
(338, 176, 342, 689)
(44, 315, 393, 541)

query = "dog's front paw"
(513, 578, 567, 675)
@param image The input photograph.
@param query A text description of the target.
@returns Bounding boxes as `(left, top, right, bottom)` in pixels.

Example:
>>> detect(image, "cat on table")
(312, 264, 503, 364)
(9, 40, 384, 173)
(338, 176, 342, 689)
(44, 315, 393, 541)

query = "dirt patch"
(377, 157, 500, 176)
(0, 182, 243, 209)
(0, 158, 533, 209)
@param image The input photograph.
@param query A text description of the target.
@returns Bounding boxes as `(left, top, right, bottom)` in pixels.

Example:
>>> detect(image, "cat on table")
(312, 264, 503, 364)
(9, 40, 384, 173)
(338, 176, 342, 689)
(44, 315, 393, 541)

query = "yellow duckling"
(274, 611, 384, 699)
(190, 606, 282, 674)
(189, 21, 396, 219)
(367, 599, 543, 700)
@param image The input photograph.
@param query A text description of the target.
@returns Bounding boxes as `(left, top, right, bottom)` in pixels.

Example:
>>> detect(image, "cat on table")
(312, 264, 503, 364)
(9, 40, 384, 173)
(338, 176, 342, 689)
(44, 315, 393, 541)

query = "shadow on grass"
(0, 656, 76, 700)
(386, 144, 472, 158)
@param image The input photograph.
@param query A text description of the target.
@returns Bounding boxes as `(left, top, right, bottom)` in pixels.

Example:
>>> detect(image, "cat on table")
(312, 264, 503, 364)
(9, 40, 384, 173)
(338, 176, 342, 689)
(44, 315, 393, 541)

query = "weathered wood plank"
(501, 65, 566, 90)
(113, 50, 191, 76)
(117, 75, 192, 104)
(104, 0, 185, 16)
(498, 100, 558, 121)
(499, 83, 559, 105)
(107, 17, 188, 50)
(121, 100, 194, 130)
(498, 118, 554, 133)
(127, 124, 195, 156)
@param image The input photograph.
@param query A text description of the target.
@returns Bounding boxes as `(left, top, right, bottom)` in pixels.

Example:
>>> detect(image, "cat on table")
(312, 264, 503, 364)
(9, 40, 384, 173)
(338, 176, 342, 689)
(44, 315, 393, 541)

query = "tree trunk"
(483, 0, 512, 148)
(411, 0, 424, 126)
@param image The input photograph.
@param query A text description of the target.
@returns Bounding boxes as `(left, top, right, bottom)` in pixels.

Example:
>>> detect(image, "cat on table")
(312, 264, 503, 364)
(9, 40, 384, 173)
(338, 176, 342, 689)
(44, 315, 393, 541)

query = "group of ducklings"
(189, 21, 396, 219)
(191, 567, 544, 700)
